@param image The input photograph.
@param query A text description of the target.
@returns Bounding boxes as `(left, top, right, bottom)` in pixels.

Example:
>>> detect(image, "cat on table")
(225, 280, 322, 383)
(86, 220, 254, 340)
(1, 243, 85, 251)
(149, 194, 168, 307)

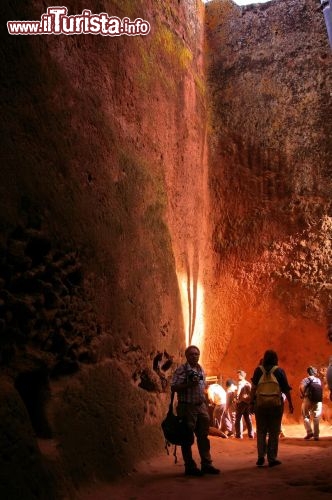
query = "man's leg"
(313, 402, 322, 439)
(255, 409, 268, 464)
(266, 409, 282, 465)
(243, 408, 254, 438)
(177, 403, 200, 474)
(212, 405, 222, 429)
(235, 408, 243, 438)
(196, 404, 220, 474)
(302, 401, 313, 438)
(223, 409, 233, 434)
(195, 406, 211, 466)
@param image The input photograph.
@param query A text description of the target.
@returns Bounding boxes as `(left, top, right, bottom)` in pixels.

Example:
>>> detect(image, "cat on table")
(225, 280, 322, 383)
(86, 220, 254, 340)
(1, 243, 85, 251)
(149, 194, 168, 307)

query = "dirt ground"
(78, 423, 332, 500)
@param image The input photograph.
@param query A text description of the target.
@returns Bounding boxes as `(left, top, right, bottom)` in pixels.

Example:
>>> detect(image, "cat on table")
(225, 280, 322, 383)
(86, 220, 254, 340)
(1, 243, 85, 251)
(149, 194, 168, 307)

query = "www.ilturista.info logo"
(7, 6, 151, 36)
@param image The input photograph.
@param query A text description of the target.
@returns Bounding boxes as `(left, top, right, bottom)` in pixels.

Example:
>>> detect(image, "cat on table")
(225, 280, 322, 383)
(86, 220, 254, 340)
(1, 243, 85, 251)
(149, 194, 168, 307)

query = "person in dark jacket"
(249, 350, 294, 467)
(327, 356, 332, 401)
(235, 370, 254, 439)
(223, 379, 237, 437)
(300, 366, 322, 440)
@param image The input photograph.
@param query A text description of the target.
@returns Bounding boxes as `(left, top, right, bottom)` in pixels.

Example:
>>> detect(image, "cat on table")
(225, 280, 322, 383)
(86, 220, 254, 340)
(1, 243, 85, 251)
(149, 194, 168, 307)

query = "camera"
(187, 370, 203, 383)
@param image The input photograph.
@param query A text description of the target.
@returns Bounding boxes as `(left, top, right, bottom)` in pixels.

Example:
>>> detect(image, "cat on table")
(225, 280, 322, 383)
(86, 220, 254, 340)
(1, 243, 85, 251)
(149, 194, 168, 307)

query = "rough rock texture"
(0, 378, 57, 500)
(204, 0, 332, 399)
(1, 0, 206, 497)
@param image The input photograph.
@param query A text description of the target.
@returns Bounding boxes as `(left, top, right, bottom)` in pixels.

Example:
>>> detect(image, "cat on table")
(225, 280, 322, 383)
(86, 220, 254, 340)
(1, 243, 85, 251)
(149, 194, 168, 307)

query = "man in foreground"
(171, 345, 220, 477)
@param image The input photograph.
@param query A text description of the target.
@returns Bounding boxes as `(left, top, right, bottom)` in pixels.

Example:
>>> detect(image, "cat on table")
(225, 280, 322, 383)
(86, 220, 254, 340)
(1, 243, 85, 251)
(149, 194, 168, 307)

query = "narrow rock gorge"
(1, 0, 331, 498)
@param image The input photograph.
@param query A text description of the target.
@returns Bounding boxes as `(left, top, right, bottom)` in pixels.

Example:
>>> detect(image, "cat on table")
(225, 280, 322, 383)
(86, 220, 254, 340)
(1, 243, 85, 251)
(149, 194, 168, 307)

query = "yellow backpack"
(256, 366, 282, 408)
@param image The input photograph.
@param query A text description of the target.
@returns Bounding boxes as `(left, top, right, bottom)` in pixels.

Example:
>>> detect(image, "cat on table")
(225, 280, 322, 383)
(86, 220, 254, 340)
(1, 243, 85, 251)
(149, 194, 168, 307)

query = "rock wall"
(204, 0, 332, 414)
(1, 0, 206, 497)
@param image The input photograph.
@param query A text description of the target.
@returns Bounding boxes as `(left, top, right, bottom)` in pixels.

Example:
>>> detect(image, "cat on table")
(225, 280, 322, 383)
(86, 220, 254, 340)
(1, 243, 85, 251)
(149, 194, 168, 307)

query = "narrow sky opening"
(202, 0, 274, 5)
(231, 0, 274, 4)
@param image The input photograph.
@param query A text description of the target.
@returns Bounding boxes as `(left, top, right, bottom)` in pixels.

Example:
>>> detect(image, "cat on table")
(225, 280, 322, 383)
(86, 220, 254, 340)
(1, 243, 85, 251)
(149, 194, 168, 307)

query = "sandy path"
(78, 424, 332, 500)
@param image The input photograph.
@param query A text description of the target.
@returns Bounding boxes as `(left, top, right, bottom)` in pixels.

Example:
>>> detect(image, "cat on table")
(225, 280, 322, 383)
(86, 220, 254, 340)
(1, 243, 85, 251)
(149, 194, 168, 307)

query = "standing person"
(223, 379, 237, 437)
(279, 393, 287, 438)
(258, 357, 286, 438)
(299, 366, 323, 440)
(171, 345, 220, 476)
(327, 356, 332, 401)
(235, 370, 254, 439)
(249, 350, 293, 467)
(207, 375, 226, 430)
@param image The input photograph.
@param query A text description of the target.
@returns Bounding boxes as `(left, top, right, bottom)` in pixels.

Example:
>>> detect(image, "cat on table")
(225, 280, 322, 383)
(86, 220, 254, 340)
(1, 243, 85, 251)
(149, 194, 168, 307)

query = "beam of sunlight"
(177, 272, 205, 356)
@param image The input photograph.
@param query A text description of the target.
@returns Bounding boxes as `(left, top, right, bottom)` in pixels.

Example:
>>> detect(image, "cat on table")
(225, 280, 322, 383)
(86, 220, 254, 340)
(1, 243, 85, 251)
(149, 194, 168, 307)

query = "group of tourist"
(170, 345, 332, 476)
(207, 369, 254, 439)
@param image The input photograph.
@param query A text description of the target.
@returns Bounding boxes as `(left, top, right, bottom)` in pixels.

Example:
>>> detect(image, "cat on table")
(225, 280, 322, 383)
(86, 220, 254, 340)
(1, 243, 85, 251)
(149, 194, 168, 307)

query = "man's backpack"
(255, 365, 282, 409)
(305, 379, 323, 403)
(161, 391, 194, 451)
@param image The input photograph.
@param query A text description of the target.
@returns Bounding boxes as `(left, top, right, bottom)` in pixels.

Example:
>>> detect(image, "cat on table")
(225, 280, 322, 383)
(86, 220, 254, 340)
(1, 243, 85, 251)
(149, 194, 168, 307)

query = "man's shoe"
(201, 465, 220, 475)
(304, 433, 314, 440)
(256, 458, 265, 467)
(185, 467, 203, 477)
(269, 460, 282, 467)
(314, 437, 319, 441)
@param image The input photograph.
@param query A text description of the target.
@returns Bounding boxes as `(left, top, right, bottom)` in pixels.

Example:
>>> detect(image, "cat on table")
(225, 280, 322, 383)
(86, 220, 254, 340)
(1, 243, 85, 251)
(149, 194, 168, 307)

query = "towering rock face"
(1, 0, 206, 496)
(204, 0, 332, 395)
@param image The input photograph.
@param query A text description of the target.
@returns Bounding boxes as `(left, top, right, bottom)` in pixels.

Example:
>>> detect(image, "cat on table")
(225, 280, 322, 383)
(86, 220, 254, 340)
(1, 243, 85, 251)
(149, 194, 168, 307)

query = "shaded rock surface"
(1, 0, 206, 496)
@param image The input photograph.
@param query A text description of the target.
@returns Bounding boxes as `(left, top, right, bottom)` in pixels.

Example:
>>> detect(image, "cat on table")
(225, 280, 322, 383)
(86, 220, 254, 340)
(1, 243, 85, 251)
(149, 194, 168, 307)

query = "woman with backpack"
(249, 350, 294, 468)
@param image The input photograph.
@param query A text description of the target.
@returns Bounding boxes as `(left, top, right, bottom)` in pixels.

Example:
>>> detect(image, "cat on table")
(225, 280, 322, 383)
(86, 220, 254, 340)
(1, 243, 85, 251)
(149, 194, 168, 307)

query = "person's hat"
(237, 370, 246, 377)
